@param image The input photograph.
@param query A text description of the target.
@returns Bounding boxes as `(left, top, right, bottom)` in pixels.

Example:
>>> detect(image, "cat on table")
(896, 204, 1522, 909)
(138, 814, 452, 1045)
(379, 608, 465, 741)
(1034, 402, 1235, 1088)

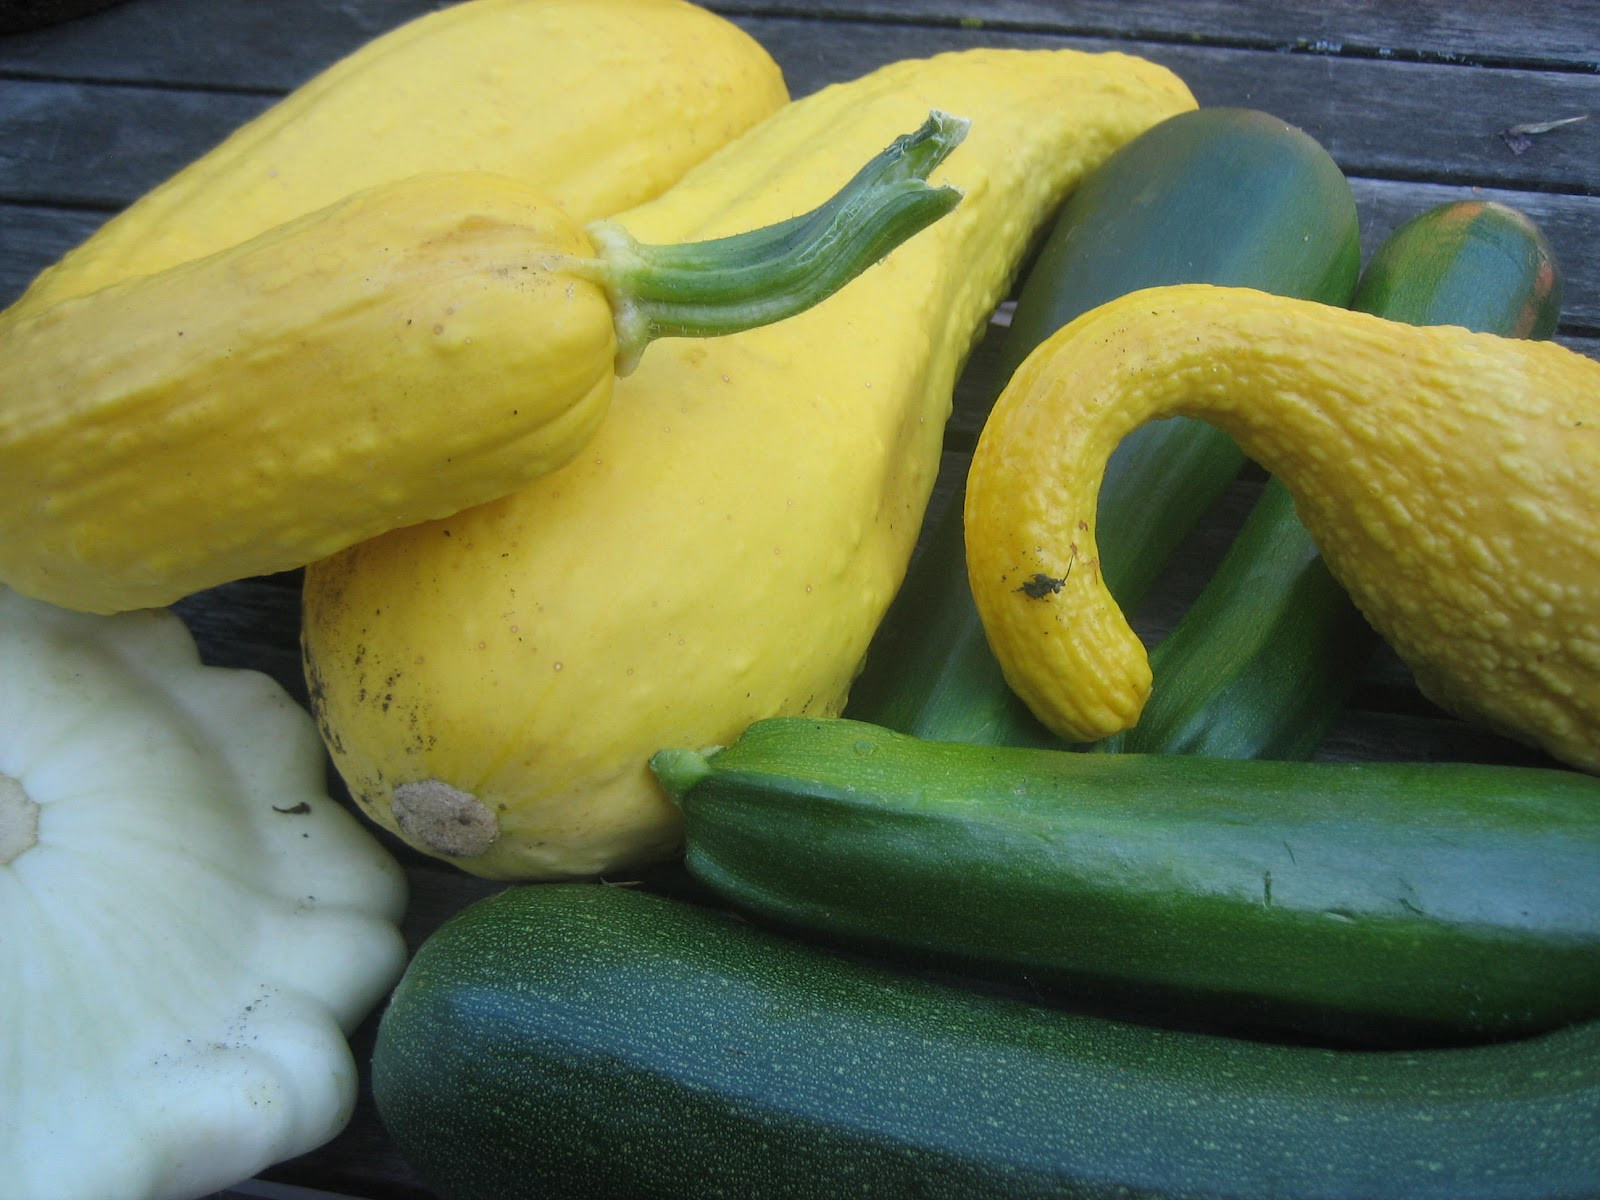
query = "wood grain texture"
(4, 7, 1596, 319)
(0, 77, 271, 208)
(719, 0, 1600, 69)
(0, 0, 427, 86)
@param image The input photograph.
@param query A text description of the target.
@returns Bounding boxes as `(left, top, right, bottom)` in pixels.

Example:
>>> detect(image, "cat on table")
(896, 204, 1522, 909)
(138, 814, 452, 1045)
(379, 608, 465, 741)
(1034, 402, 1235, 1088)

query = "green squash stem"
(576, 110, 969, 373)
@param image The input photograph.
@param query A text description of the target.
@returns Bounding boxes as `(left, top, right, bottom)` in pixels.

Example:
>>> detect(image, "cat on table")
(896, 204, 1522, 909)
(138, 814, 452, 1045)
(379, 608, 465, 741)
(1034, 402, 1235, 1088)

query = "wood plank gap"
(1343, 164, 1600, 201)
(0, 193, 118, 216)
(0, 66, 284, 99)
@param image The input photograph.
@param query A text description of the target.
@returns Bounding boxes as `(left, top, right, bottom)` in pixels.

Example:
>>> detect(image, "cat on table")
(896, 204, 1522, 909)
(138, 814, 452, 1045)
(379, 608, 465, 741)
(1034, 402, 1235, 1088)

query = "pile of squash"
(4, 2, 1600, 1199)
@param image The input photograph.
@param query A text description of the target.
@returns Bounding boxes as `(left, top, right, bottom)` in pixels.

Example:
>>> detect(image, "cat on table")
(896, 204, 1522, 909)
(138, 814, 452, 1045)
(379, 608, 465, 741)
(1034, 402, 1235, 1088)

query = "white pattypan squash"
(0, 586, 408, 1200)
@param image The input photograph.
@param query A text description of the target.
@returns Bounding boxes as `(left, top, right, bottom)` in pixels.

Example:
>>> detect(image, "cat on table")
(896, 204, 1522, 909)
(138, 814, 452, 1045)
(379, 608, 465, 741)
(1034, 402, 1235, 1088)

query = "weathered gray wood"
(5, 10, 1595, 310)
(4, 10, 1596, 206)
(0, 77, 271, 207)
(721, 0, 1600, 70)
(0, 201, 102, 298)
(5, 0, 1596, 84)
(729, 16, 1600, 193)
(0, 0, 430, 87)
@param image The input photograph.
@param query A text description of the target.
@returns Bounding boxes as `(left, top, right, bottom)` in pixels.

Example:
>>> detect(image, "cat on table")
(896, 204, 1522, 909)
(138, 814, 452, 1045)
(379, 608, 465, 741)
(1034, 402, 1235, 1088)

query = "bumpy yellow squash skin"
(0, 172, 615, 615)
(303, 48, 1197, 880)
(13, 0, 786, 314)
(965, 283, 1600, 772)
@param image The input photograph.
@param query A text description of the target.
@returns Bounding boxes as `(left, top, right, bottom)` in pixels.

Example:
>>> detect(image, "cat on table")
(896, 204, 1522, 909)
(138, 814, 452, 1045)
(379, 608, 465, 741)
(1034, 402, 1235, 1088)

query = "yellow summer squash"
(965, 283, 1600, 773)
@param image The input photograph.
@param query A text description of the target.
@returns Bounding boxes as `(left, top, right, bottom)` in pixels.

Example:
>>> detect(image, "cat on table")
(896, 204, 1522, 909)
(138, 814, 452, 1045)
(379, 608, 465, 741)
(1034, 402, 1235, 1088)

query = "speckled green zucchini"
(371, 879, 1600, 1200)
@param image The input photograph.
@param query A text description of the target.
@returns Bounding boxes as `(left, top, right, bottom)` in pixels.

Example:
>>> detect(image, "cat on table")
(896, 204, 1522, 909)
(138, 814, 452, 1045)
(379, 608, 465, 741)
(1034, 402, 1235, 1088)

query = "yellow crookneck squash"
(12, 0, 786, 315)
(302, 47, 1197, 880)
(964, 283, 1600, 773)
(0, 116, 964, 614)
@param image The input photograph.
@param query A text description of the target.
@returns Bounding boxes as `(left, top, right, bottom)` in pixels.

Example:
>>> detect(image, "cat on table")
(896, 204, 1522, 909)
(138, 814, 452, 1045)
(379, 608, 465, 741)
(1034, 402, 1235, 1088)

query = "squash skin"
(11, 0, 787, 314)
(1352, 198, 1561, 337)
(302, 48, 1198, 879)
(372, 882, 1600, 1200)
(843, 105, 1361, 748)
(1101, 198, 1564, 759)
(0, 585, 408, 1200)
(0, 172, 615, 615)
(662, 716, 1600, 1045)
(965, 283, 1600, 772)
(0, 0, 787, 615)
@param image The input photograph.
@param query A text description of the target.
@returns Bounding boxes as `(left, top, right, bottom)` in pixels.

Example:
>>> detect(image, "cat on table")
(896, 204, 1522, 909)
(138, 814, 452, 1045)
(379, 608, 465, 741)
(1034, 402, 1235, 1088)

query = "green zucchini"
(1102, 198, 1563, 758)
(997, 107, 1360, 607)
(1354, 197, 1561, 335)
(845, 106, 1359, 745)
(372, 880, 1600, 1200)
(654, 716, 1600, 1046)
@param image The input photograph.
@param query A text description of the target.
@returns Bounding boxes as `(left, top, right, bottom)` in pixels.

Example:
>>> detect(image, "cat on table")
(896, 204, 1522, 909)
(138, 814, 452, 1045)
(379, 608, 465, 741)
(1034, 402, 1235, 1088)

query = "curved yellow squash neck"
(966, 282, 1600, 771)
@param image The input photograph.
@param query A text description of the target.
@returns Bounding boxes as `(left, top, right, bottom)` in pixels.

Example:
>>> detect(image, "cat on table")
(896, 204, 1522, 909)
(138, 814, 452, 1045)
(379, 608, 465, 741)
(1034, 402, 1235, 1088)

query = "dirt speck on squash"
(0, 773, 40, 865)
(391, 777, 499, 857)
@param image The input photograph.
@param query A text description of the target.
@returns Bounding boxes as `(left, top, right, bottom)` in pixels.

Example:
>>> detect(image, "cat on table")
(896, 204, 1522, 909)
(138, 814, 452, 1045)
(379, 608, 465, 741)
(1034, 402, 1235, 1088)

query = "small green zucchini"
(372, 880, 1600, 1200)
(1102, 198, 1563, 758)
(654, 716, 1600, 1046)
(845, 106, 1359, 745)
(1353, 197, 1561, 335)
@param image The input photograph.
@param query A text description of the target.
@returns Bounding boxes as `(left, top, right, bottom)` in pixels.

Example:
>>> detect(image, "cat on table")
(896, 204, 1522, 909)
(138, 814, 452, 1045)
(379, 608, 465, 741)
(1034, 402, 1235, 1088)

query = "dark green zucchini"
(1354, 197, 1561, 335)
(845, 106, 1359, 744)
(997, 107, 1360, 607)
(655, 716, 1600, 1046)
(1102, 198, 1563, 758)
(372, 879, 1600, 1200)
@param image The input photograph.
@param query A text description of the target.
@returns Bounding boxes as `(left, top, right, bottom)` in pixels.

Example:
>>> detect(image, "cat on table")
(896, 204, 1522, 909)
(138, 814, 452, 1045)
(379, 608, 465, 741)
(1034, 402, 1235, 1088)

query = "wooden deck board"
(5, 10, 1596, 325)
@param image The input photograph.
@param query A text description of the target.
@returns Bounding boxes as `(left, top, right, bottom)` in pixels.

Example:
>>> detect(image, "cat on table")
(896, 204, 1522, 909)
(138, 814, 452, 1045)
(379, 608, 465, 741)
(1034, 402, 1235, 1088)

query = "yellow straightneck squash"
(12, 0, 786, 314)
(0, 174, 614, 614)
(302, 47, 1197, 880)
(0, 119, 965, 615)
(964, 283, 1600, 772)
